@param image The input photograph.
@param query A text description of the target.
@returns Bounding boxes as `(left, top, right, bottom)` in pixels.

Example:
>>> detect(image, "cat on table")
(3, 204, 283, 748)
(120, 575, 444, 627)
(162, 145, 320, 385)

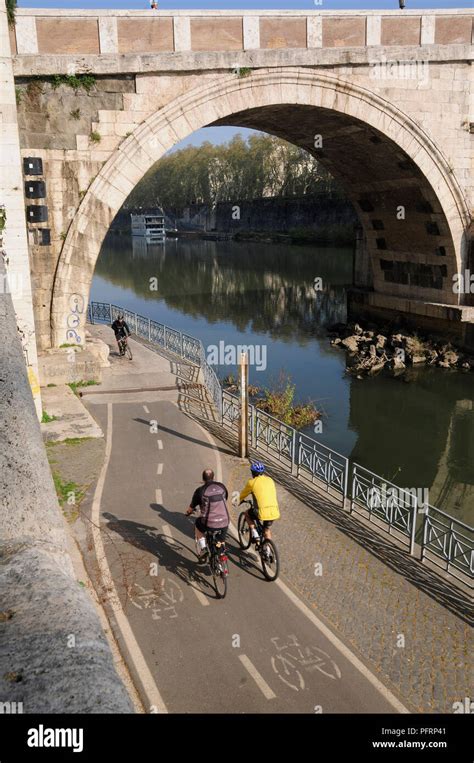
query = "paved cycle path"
(81, 328, 407, 713)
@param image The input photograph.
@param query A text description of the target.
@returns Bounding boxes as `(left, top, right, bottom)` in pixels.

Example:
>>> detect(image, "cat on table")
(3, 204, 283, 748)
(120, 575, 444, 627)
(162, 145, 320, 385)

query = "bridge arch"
(51, 68, 470, 347)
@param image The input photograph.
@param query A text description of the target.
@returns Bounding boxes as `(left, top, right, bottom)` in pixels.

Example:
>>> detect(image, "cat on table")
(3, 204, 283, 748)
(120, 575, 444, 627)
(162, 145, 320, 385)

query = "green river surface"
(91, 234, 474, 527)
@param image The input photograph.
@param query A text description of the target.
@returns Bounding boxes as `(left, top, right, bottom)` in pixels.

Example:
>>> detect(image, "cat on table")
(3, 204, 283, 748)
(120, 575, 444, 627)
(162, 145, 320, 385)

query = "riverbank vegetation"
(222, 371, 321, 429)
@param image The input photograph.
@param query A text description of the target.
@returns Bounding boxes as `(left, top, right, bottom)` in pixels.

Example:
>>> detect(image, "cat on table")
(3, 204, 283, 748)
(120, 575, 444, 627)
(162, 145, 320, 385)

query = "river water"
(92, 234, 474, 526)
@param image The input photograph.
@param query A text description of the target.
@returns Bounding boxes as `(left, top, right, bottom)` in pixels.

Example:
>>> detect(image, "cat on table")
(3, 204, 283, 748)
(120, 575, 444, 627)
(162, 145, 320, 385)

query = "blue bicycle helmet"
(250, 461, 265, 475)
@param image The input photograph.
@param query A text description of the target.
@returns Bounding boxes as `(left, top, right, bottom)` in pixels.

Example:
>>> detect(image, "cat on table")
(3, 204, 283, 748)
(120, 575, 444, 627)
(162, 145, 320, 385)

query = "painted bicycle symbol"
(127, 578, 184, 620)
(270, 634, 342, 692)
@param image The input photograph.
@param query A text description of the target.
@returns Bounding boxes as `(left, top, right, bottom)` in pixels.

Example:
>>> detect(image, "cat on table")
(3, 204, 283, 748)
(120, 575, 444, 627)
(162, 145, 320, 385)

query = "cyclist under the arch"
(111, 315, 130, 352)
(239, 461, 280, 541)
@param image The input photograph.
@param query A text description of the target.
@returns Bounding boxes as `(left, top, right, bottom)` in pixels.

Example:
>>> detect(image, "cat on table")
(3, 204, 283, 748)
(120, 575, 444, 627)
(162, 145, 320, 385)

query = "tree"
(124, 133, 341, 211)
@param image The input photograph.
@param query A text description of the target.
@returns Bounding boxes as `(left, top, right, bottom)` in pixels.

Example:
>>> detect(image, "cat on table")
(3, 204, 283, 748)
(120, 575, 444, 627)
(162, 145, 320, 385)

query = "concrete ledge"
(0, 259, 133, 713)
(40, 385, 104, 443)
(38, 348, 103, 387)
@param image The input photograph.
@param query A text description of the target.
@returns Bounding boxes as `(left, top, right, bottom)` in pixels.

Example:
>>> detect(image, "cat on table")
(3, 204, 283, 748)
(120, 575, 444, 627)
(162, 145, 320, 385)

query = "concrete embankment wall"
(0, 258, 133, 713)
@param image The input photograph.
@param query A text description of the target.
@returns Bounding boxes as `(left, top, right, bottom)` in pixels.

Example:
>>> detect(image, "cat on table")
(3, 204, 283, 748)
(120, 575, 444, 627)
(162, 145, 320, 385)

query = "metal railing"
(350, 464, 418, 554)
(422, 507, 473, 585)
(88, 301, 473, 588)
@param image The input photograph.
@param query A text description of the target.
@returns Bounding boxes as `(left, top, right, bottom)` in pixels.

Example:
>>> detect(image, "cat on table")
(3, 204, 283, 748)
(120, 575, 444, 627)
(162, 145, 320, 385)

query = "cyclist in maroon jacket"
(186, 469, 229, 564)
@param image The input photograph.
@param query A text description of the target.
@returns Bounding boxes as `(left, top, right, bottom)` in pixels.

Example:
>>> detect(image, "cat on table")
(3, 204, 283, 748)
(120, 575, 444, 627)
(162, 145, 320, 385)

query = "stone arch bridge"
(4, 7, 474, 353)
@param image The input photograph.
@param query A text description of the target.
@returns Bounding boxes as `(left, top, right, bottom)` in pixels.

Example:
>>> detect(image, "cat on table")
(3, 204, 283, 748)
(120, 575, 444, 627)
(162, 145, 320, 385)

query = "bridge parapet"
(10, 8, 474, 65)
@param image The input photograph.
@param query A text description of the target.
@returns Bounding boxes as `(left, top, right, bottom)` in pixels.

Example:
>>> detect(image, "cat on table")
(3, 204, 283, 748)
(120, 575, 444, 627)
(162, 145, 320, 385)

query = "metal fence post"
(148, 318, 151, 341)
(180, 332, 184, 358)
(409, 503, 418, 557)
(343, 459, 349, 511)
(291, 429, 298, 476)
(109, 303, 112, 323)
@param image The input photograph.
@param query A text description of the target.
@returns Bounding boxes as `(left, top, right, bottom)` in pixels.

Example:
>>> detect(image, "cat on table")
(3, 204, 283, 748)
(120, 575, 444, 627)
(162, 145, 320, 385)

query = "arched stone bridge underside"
(9, 8, 472, 350)
(50, 69, 472, 349)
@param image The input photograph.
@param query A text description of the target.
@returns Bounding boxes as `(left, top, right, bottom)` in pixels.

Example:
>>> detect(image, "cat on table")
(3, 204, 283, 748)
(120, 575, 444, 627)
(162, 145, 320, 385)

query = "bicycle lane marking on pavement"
(190, 412, 409, 714)
(161, 523, 210, 607)
(91, 402, 168, 714)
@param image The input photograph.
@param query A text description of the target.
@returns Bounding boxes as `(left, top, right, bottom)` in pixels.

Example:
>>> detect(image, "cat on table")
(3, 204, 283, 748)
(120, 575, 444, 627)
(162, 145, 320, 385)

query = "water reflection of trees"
(96, 236, 353, 342)
(348, 368, 474, 521)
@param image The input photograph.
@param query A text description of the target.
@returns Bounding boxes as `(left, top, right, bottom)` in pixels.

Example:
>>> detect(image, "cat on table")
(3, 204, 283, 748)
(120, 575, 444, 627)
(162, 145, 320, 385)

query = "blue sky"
(18, 1, 473, 10)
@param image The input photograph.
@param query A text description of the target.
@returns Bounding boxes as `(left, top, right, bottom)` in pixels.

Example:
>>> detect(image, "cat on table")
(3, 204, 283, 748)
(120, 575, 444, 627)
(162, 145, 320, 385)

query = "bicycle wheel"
(260, 539, 279, 581)
(125, 342, 133, 360)
(211, 556, 228, 599)
(238, 512, 252, 549)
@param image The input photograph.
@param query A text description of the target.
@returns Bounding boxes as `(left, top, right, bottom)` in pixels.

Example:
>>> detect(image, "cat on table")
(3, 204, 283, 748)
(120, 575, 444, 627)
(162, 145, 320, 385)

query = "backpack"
(200, 482, 229, 529)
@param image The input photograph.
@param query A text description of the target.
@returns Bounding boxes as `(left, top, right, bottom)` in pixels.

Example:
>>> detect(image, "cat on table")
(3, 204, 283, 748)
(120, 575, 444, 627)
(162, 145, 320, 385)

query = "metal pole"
(238, 351, 249, 459)
(409, 502, 418, 557)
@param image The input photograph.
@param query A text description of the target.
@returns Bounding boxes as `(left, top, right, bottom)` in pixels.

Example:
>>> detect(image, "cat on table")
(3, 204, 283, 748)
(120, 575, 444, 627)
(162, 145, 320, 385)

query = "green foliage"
(0, 207, 6, 233)
(68, 380, 99, 396)
(59, 232, 67, 240)
(237, 67, 251, 78)
(70, 108, 81, 120)
(256, 371, 320, 429)
(6, 0, 16, 27)
(125, 133, 341, 211)
(90, 131, 101, 143)
(51, 472, 84, 522)
(15, 87, 25, 106)
(49, 74, 96, 92)
(41, 410, 57, 423)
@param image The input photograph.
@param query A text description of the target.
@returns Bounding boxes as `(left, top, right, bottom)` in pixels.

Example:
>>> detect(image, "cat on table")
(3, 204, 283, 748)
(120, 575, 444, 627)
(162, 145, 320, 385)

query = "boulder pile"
(328, 322, 473, 379)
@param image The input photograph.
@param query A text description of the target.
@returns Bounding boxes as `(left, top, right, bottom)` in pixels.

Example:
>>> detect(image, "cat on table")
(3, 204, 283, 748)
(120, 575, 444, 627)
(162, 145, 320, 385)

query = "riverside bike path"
(80, 326, 406, 714)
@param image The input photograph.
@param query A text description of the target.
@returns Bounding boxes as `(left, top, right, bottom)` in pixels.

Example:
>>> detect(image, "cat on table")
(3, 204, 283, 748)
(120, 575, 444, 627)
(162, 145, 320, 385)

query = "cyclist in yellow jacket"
(239, 461, 280, 541)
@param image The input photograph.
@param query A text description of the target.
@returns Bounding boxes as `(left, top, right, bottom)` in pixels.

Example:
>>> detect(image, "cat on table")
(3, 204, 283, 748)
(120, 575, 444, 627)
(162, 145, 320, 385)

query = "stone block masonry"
(0, 253, 133, 713)
(0, 3, 41, 416)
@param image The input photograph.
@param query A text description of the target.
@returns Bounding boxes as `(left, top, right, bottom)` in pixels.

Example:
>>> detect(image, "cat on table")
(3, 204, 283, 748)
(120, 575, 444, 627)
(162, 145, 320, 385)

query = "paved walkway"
(77, 324, 472, 714)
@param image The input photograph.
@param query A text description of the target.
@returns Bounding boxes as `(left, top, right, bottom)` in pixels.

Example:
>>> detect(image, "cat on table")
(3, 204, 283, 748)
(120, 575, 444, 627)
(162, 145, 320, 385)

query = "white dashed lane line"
(143, 405, 150, 414)
(157, 463, 163, 475)
(157, 440, 163, 450)
(155, 489, 163, 505)
(238, 655, 276, 700)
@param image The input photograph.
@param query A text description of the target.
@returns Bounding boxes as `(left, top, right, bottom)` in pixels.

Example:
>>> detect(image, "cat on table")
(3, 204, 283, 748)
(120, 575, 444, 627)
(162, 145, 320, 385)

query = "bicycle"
(238, 500, 280, 581)
(117, 334, 133, 360)
(204, 529, 229, 599)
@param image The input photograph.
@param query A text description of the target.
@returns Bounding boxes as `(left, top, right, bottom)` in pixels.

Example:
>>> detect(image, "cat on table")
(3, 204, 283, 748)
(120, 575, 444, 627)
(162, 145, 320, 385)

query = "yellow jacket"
(240, 475, 280, 521)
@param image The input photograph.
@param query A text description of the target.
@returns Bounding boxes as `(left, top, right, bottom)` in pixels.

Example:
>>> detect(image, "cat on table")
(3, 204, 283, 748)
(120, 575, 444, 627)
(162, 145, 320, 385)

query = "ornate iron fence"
(297, 431, 348, 498)
(422, 506, 473, 586)
(88, 301, 473, 587)
(350, 464, 418, 553)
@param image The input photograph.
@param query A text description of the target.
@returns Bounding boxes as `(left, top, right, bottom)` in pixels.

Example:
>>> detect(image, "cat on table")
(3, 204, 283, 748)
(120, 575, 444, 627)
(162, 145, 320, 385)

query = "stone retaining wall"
(0, 257, 133, 713)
